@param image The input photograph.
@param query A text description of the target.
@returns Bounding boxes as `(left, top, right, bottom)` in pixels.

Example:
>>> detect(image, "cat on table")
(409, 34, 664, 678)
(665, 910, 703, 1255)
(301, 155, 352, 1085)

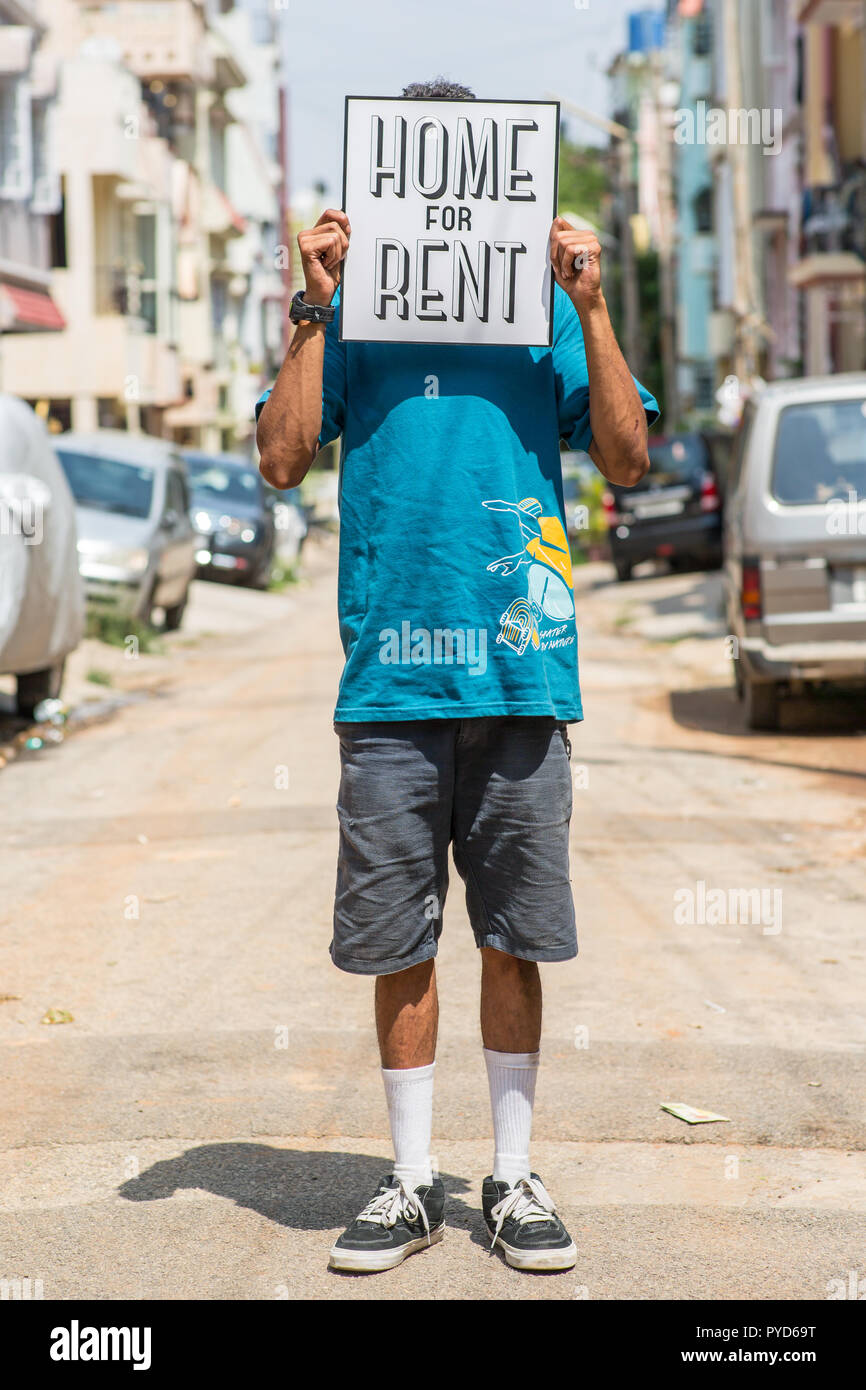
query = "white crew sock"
(484, 1047, 540, 1187)
(381, 1062, 435, 1190)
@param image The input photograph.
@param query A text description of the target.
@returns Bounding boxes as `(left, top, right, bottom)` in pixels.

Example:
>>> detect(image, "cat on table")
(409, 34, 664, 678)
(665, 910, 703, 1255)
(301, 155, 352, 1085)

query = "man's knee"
(480, 947, 539, 979)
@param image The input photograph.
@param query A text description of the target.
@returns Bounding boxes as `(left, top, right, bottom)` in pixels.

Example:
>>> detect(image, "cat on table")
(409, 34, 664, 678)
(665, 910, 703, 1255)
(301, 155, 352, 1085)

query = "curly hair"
(401, 78, 476, 100)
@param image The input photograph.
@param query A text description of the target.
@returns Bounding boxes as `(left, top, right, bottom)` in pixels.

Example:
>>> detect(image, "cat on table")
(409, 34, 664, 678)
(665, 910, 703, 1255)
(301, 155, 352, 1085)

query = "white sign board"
(340, 97, 560, 347)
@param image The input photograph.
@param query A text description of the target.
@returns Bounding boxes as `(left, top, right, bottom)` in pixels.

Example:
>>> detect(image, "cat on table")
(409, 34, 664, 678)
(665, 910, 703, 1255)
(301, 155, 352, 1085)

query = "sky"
(278, 0, 638, 206)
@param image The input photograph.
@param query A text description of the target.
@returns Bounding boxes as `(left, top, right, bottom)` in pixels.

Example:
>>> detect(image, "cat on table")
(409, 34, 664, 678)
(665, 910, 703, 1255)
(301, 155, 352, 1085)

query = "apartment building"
(2, 0, 286, 446)
(793, 0, 866, 375)
(0, 0, 65, 368)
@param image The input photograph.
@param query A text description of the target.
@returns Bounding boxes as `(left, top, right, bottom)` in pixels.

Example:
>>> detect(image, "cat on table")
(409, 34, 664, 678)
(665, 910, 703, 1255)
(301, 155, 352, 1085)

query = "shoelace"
(357, 1181, 432, 1244)
(489, 1175, 557, 1250)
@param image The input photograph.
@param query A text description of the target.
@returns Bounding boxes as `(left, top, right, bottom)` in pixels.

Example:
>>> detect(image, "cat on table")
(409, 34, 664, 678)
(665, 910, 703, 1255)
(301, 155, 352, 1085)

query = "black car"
(182, 450, 276, 588)
(604, 432, 725, 582)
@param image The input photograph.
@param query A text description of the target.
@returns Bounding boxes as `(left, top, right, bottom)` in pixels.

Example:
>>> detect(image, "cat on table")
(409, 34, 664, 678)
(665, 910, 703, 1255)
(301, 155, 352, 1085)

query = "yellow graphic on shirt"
(483, 497, 575, 656)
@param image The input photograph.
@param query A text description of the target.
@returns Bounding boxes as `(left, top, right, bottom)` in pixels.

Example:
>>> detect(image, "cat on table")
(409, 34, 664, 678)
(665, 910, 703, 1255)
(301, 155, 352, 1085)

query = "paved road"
(1, 541, 864, 1300)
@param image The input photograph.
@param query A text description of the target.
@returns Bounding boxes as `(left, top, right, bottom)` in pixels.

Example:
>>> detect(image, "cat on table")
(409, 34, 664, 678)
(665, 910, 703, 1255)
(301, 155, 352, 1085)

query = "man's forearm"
(256, 320, 327, 491)
(579, 295, 650, 487)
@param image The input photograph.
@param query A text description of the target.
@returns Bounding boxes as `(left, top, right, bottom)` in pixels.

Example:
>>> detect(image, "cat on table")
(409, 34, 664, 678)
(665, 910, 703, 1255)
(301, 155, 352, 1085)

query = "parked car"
(56, 432, 197, 629)
(0, 395, 84, 717)
(724, 374, 866, 729)
(264, 484, 309, 565)
(604, 432, 724, 582)
(561, 450, 596, 540)
(183, 450, 277, 588)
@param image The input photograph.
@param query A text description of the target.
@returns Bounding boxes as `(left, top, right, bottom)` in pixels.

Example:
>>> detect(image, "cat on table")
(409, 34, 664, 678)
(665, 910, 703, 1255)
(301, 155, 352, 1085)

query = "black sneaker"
(482, 1173, 576, 1270)
(329, 1174, 445, 1273)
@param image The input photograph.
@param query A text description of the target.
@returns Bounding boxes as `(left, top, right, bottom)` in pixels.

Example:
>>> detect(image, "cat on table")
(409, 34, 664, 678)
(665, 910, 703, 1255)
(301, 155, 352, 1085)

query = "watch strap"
(290, 289, 336, 324)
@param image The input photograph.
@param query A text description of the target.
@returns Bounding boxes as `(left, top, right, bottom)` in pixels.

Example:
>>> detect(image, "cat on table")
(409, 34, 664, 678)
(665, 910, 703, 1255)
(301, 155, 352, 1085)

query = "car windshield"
(562, 474, 583, 502)
(646, 435, 707, 483)
(186, 459, 261, 506)
(772, 399, 866, 504)
(56, 451, 155, 519)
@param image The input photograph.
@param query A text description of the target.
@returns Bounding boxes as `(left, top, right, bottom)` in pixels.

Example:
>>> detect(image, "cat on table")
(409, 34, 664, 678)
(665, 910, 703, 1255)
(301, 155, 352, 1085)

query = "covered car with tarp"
(0, 395, 84, 717)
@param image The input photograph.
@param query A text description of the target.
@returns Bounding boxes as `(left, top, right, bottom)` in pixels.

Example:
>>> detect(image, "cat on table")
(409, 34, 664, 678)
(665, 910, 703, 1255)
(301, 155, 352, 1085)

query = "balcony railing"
(802, 170, 866, 261)
(94, 265, 157, 333)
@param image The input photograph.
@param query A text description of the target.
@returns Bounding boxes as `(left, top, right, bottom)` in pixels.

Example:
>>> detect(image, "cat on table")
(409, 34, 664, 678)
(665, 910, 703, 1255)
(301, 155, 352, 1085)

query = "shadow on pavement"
(119, 1142, 477, 1233)
(670, 684, 866, 742)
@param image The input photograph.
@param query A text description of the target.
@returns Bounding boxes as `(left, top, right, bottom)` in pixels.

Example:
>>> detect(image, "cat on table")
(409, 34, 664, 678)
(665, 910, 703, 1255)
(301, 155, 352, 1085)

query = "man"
(257, 78, 659, 1274)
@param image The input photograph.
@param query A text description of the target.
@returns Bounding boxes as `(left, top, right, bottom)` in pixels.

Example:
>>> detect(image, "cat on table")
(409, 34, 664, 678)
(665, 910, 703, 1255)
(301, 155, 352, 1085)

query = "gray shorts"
(331, 717, 577, 975)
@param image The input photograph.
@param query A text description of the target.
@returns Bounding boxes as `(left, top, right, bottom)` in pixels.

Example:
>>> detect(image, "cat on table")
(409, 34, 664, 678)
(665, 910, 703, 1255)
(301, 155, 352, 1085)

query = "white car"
(55, 432, 197, 629)
(0, 395, 84, 717)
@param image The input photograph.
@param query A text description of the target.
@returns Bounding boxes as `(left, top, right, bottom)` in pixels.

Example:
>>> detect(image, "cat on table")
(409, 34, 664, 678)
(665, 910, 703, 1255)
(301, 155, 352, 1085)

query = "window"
(185, 459, 261, 507)
(55, 452, 155, 520)
(0, 77, 32, 199)
(693, 15, 712, 57)
(165, 470, 188, 519)
(772, 400, 866, 505)
(136, 212, 158, 334)
(694, 187, 713, 234)
(49, 178, 68, 268)
(694, 364, 715, 411)
(31, 99, 59, 213)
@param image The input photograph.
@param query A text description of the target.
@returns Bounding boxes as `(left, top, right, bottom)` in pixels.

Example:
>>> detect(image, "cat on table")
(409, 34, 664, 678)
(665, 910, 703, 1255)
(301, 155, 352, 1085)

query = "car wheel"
(16, 660, 65, 720)
(246, 557, 272, 590)
(743, 677, 779, 731)
(614, 560, 633, 583)
(137, 578, 157, 628)
(163, 587, 189, 632)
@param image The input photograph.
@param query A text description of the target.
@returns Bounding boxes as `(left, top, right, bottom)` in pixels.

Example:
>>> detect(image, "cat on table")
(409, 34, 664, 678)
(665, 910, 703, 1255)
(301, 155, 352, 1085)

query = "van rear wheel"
(744, 676, 779, 731)
(16, 661, 65, 720)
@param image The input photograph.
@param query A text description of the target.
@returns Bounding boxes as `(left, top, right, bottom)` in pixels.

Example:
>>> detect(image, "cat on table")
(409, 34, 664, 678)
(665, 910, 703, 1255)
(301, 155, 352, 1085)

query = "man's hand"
(298, 208, 351, 307)
(549, 217, 602, 315)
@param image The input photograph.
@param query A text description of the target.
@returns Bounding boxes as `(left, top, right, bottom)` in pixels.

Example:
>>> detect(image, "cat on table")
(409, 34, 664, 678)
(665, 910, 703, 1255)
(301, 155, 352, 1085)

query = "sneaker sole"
(328, 1223, 444, 1273)
(494, 1237, 577, 1271)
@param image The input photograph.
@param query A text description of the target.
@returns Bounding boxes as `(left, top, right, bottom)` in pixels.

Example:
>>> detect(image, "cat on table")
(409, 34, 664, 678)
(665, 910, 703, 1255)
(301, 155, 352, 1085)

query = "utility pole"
(653, 57, 681, 431)
(722, 0, 761, 382)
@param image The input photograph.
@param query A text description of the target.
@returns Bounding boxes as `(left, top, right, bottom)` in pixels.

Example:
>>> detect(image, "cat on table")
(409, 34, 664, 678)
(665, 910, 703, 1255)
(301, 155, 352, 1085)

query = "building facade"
(0, 0, 65, 373)
(2, 0, 286, 446)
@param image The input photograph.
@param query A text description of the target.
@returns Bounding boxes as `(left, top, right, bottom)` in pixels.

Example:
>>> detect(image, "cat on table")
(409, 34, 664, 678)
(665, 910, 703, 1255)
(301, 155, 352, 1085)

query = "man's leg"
(480, 949, 540, 1188)
(376, 959, 438, 1190)
(328, 722, 453, 1271)
(452, 717, 577, 1270)
(479, 948, 540, 1054)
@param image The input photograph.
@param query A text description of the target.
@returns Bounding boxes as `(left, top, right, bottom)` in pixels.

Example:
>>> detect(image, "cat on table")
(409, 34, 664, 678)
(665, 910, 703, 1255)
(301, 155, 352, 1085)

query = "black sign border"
(338, 95, 561, 348)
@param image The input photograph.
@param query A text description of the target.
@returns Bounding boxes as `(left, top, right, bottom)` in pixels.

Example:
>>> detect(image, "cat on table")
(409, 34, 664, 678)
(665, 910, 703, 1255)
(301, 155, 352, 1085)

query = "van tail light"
(741, 558, 762, 621)
(699, 471, 721, 512)
(602, 490, 622, 527)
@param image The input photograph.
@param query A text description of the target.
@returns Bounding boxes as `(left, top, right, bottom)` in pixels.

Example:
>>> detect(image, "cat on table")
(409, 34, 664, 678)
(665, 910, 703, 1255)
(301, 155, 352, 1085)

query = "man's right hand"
(297, 208, 351, 307)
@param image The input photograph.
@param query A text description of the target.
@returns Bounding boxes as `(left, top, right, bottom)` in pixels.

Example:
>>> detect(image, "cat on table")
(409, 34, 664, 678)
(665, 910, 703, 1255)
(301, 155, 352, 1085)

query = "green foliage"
(85, 668, 113, 687)
(85, 610, 165, 654)
(557, 137, 606, 225)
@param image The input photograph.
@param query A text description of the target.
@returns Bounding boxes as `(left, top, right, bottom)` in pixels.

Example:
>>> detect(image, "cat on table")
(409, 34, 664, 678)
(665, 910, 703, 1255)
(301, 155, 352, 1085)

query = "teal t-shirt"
(257, 284, 658, 723)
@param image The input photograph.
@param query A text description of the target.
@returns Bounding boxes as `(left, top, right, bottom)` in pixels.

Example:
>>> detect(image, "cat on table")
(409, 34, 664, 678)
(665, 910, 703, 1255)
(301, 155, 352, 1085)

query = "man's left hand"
(549, 217, 603, 314)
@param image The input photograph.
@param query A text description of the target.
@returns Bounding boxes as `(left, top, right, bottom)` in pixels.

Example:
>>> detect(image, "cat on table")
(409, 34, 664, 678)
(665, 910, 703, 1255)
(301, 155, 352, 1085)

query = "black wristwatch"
(289, 289, 336, 325)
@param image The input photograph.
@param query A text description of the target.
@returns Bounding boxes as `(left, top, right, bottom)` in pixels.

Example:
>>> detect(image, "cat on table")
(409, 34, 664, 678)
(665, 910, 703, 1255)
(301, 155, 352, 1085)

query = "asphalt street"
(1, 539, 864, 1300)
